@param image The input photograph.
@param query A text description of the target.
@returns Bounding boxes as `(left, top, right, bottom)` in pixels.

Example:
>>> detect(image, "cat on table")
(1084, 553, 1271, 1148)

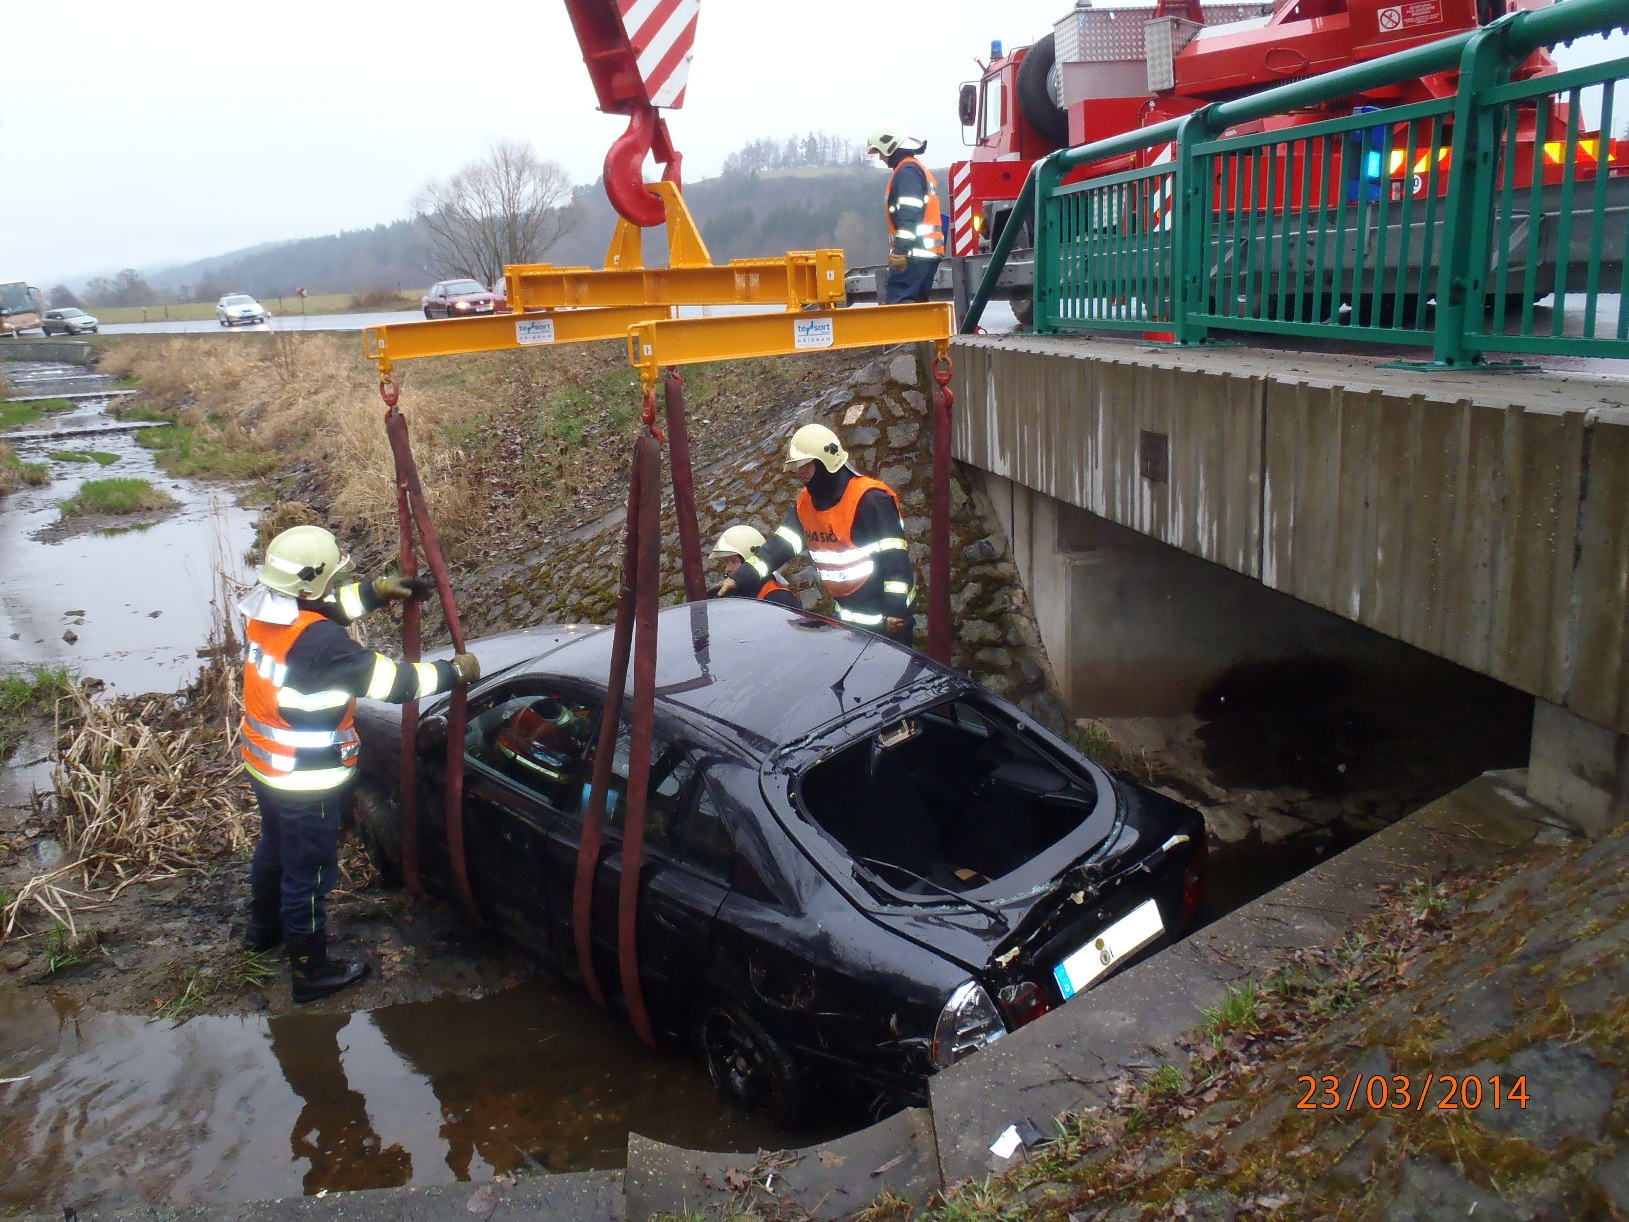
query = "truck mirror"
(958, 83, 979, 128)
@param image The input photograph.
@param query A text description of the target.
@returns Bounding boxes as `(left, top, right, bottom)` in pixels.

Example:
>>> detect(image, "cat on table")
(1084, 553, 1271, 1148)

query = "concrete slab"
(623, 1107, 939, 1221)
(927, 769, 1564, 1183)
(17, 1171, 624, 1222)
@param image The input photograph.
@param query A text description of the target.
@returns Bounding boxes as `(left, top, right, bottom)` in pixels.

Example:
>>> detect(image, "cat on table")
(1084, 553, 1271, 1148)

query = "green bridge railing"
(962, 0, 1629, 365)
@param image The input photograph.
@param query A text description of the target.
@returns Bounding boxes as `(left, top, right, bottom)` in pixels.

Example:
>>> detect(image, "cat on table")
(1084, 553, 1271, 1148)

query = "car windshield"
(443, 280, 485, 295)
(797, 695, 1099, 895)
(223, 295, 255, 306)
(58, 308, 84, 318)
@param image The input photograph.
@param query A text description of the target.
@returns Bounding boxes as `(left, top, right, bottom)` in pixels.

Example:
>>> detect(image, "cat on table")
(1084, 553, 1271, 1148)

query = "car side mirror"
(958, 83, 979, 128)
(418, 715, 449, 751)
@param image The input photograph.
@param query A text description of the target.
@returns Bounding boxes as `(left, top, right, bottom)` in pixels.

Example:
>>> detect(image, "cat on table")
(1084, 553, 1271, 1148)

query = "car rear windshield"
(444, 280, 485, 295)
(222, 295, 255, 306)
(796, 696, 1099, 896)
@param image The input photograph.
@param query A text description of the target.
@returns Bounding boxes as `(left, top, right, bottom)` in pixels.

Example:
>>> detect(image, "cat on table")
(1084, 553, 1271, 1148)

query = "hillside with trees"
(84, 133, 929, 307)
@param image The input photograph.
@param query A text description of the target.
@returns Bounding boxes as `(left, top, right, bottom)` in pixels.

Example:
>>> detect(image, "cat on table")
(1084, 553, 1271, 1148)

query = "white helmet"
(866, 123, 924, 159)
(259, 525, 352, 599)
(785, 423, 848, 473)
(711, 524, 767, 562)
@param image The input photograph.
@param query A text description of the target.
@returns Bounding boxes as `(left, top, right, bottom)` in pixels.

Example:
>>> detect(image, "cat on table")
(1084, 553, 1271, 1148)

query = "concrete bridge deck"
(950, 333, 1629, 834)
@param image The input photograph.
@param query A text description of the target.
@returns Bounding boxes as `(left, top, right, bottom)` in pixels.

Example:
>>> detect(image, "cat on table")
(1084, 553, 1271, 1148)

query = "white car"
(217, 294, 268, 327)
(41, 308, 100, 335)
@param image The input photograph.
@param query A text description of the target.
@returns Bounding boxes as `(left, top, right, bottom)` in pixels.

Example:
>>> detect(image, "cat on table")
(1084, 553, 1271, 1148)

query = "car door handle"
(653, 911, 683, 932)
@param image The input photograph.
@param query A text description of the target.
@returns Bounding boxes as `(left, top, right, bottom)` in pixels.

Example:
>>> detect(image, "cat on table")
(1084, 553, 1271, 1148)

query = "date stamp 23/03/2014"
(1296, 1073, 1529, 1112)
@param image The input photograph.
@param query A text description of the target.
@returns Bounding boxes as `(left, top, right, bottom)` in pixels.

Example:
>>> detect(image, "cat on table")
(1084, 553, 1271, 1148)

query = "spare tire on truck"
(1016, 33, 1070, 147)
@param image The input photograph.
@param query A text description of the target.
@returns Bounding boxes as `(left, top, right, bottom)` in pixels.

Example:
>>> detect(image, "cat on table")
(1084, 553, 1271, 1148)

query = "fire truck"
(847, 0, 1625, 326)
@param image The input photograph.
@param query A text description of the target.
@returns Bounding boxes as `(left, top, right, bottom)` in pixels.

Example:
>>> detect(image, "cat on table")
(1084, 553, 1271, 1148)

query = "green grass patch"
(59, 476, 178, 517)
(532, 368, 643, 449)
(1201, 978, 1262, 1047)
(0, 401, 42, 431)
(1, 444, 52, 492)
(49, 450, 119, 465)
(0, 662, 75, 761)
(113, 402, 169, 423)
(136, 424, 271, 480)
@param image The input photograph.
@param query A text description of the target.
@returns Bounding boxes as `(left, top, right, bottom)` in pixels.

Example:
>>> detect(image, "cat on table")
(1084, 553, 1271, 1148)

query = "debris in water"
(61, 630, 77, 644)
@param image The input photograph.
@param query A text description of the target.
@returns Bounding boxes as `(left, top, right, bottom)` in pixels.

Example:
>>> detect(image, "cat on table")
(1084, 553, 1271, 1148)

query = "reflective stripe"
(748, 555, 770, 579)
(883, 580, 911, 595)
(365, 654, 398, 701)
(413, 663, 440, 699)
(894, 230, 915, 242)
(336, 583, 366, 620)
(895, 195, 925, 207)
(241, 735, 291, 773)
(808, 538, 903, 566)
(909, 248, 939, 259)
(245, 761, 356, 792)
(277, 686, 354, 712)
(915, 223, 938, 235)
(836, 606, 886, 626)
(244, 713, 356, 749)
(815, 559, 875, 584)
(774, 525, 803, 553)
(874, 537, 907, 552)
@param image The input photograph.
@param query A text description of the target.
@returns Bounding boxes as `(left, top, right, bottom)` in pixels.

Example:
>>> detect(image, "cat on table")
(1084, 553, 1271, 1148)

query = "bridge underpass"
(950, 331, 1629, 837)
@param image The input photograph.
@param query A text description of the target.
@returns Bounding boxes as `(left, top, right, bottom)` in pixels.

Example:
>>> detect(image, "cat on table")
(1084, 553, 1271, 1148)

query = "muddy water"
(0, 982, 795, 1211)
(0, 362, 255, 694)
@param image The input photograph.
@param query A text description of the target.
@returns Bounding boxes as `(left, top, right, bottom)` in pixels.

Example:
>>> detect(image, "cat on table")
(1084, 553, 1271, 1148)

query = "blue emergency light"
(992, 40, 1004, 60)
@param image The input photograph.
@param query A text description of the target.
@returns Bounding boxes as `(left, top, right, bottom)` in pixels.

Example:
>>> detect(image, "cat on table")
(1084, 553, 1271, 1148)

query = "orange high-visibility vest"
(796, 475, 903, 600)
(886, 157, 944, 258)
(241, 611, 360, 792)
(757, 578, 791, 602)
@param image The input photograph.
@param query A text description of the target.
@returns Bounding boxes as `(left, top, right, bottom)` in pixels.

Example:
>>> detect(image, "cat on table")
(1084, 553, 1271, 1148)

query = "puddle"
(0, 981, 804, 1211)
(1, 362, 255, 694)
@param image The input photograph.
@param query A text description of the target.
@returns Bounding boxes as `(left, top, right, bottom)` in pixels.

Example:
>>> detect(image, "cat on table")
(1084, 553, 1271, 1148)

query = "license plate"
(476, 303, 493, 312)
(1052, 899, 1164, 1000)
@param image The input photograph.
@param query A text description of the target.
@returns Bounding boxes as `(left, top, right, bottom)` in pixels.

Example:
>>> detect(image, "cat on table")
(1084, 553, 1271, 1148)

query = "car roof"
(505, 600, 950, 754)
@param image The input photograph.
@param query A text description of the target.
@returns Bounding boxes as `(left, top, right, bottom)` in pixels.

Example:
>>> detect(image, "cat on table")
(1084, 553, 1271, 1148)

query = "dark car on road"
(351, 600, 1208, 1123)
(421, 278, 499, 319)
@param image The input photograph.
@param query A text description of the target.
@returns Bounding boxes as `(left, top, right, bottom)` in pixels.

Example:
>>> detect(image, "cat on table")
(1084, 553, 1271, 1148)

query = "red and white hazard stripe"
(1145, 142, 1177, 230)
(618, 0, 700, 109)
(950, 162, 975, 257)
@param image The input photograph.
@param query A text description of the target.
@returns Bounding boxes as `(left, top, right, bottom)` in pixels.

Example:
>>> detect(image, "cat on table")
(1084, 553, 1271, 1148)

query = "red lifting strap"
(382, 388, 482, 929)
(927, 354, 955, 665)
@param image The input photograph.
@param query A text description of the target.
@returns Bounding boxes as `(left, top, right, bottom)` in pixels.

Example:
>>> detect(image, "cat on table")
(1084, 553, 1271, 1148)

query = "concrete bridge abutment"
(953, 334, 1629, 836)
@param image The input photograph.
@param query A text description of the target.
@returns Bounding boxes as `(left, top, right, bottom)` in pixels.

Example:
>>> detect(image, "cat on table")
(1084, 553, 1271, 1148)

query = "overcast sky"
(4, 1, 1622, 286)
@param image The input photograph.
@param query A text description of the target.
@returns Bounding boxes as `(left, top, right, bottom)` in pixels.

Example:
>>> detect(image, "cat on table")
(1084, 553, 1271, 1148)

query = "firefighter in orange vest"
(239, 525, 480, 1003)
(708, 524, 802, 610)
(866, 123, 944, 304)
(728, 425, 915, 644)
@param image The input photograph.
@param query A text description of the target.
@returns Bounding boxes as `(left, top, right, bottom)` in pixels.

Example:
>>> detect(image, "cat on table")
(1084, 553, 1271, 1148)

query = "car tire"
(693, 997, 811, 1128)
(424, 308, 435, 320)
(352, 780, 404, 887)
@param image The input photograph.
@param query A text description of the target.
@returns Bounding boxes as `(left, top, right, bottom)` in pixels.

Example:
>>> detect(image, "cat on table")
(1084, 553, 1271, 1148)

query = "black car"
(351, 599, 1208, 1123)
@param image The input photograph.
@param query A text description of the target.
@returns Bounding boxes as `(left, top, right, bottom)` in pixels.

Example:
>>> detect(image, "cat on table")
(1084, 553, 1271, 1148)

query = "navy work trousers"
(247, 776, 353, 937)
(883, 256, 939, 304)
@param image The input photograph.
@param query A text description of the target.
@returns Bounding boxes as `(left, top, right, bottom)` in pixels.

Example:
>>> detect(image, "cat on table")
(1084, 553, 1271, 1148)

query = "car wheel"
(352, 780, 404, 886)
(693, 997, 811, 1128)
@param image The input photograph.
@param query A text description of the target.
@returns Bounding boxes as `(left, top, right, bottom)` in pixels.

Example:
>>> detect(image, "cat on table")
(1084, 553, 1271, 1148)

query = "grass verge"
(58, 476, 178, 517)
(48, 450, 119, 465)
(0, 401, 41, 430)
(1, 443, 52, 493)
(137, 423, 272, 480)
(0, 662, 75, 762)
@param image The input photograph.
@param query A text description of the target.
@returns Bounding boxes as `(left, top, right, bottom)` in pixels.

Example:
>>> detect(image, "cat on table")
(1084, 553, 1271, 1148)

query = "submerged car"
(41, 307, 100, 335)
(421, 278, 497, 319)
(217, 294, 268, 326)
(351, 600, 1207, 1122)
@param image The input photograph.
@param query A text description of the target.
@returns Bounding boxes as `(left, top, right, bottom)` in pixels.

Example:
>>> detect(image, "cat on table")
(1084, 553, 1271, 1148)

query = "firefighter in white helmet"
(238, 524, 481, 1003)
(727, 424, 916, 643)
(709, 524, 802, 610)
(866, 122, 943, 304)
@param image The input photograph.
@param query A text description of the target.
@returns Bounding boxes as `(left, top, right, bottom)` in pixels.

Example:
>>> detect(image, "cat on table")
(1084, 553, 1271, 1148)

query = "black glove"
(373, 574, 434, 602)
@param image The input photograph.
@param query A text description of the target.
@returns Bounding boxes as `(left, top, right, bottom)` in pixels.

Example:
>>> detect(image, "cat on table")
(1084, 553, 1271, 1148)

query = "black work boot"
(286, 932, 369, 1004)
(243, 887, 283, 953)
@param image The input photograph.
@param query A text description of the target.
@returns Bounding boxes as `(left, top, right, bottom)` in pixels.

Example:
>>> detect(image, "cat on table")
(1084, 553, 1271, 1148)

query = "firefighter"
(239, 525, 480, 1003)
(727, 425, 915, 644)
(866, 123, 944, 304)
(709, 524, 802, 610)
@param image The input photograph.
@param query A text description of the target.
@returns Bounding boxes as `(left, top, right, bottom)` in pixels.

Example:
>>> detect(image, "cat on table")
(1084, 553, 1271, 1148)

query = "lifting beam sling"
(378, 373, 482, 928)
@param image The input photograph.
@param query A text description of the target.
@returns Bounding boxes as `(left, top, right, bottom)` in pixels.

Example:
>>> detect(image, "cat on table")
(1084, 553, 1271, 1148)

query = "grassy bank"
(58, 477, 177, 516)
(0, 443, 51, 493)
(88, 291, 421, 325)
(1, 397, 77, 432)
(0, 663, 74, 762)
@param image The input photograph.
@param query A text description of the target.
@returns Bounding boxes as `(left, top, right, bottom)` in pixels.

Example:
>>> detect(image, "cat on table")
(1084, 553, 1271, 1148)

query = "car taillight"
(1180, 836, 1209, 922)
(932, 981, 1007, 1068)
(996, 980, 1051, 1028)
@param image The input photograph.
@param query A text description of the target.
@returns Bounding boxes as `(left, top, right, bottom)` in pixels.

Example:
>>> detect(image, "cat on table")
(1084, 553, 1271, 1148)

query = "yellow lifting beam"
(627, 302, 955, 385)
(363, 303, 674, 372)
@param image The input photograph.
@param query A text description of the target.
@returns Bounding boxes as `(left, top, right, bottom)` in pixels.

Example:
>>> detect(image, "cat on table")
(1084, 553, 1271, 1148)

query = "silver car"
(41, 308, 100, 335)
(217, 294, 268, 327)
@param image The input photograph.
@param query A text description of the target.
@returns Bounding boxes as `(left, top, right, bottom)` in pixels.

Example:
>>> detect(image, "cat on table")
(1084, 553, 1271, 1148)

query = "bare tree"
(411, 141, 578, 286)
